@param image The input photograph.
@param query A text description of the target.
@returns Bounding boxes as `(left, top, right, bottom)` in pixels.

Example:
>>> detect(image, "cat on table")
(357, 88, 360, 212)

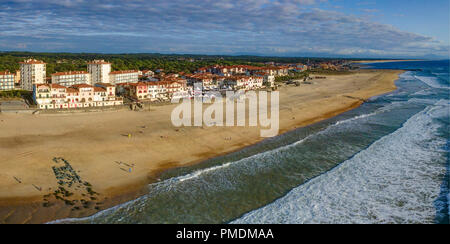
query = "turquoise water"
(52, 60, 450, 224)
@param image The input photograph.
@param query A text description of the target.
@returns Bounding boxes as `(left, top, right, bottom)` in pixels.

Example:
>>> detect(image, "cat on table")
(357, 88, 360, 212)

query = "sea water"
(51, 60, 449, 224)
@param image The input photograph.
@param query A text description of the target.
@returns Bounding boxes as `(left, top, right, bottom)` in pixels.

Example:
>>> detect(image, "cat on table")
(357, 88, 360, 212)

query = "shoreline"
(351, 59, 426, 64)
(0, 69, 403, 224)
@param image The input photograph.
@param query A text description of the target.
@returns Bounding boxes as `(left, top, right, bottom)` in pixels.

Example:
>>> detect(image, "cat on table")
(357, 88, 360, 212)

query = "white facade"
(109, 70, 139, 84)
(224, 76, 263, 90)
(20, 59, 46, 91)
(35, 83, 123, 109)
(52, 71, 92, 86)
(264, 75, 275, 87)
(87, 60, 111, 84)
(0, 71, 15, 91)
(148, 82, 168, 100)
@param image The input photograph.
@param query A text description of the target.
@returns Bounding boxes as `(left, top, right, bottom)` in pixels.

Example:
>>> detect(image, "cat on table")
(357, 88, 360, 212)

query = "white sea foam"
(414, 75, 449, 89)
(411, 88, 434, 96)
(49, 104, 395, 223)
(232, 100, 449, 224)
(399, 71, 415, 80)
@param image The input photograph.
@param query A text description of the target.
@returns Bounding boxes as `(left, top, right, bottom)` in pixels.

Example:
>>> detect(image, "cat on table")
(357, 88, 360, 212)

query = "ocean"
(51, 60, 450, 224)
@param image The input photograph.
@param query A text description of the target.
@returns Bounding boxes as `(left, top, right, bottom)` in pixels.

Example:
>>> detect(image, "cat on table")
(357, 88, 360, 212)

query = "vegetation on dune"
(0, 90, 32, 98)
(308, 69, 353, 75)
(275, 71, 310, 82)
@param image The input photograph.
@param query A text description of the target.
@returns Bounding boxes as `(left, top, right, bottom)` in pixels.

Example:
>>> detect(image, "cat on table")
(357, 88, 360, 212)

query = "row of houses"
(1, 59, 296, 110)
(117, 80, 189, 101)
(196, 65, 289, 77)
(33, 83, 123, 109)
(1, 60, 294, 92)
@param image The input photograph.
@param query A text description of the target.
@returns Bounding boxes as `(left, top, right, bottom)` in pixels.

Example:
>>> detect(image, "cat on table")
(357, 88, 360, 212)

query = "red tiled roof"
(66, 88, 78, 93)
(94, 87, 106, 92)
(51, 84, 67, 89)
(71, 83, 93, 88)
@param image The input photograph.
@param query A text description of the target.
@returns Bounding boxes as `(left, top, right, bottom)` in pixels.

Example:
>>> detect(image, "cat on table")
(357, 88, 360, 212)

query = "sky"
(0, 0, 448, 58)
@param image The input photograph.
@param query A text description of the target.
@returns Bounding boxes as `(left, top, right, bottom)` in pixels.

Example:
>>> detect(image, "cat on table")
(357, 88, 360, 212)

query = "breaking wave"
(233, 100, 449, 224)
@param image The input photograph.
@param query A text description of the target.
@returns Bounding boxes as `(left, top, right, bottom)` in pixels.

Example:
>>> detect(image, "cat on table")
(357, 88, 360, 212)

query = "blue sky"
(0, 0, 448, 58)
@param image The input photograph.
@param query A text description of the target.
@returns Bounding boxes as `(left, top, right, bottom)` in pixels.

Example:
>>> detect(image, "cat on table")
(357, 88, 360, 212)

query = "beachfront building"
(34, 84, 67, 109)
(186, 73, 217, 90)
(87, 60, 111, 84)
(223, 76, 263, 90)
(147, 81, 168, 101)
(51, 71, 92, 86)
(95, 83, 117, 98)
(117, 79, 189, 102)
(20, 59, 46, 91)
(129, 82, 150, 100)
(165, 80, 188, 98)
(109, 70, 139, 84)
(276, 66, 289, 76)
(34, 83, 123, 109)
(0, 71, 16, 91)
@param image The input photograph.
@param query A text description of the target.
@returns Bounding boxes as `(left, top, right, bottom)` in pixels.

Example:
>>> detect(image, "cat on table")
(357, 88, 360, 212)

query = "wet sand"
(0, 69, 402, 223)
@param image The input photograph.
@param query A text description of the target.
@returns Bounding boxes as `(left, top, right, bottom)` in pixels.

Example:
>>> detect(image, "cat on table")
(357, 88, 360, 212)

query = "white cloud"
(0, 0, 448, 58)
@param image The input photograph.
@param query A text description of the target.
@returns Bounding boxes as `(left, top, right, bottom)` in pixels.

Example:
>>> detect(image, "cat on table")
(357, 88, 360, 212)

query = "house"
(128, 82, 150, 100)
(223, 76, 263, 90)
(34, 83, 123, 109)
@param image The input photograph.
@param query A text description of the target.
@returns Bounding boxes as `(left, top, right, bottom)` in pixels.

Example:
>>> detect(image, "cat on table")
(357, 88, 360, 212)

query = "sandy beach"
(0, 69, 402, 224)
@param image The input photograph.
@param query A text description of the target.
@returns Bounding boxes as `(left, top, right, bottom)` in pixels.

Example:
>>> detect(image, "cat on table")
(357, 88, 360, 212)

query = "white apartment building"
(109, 70, 139, 84)
(147, 81, 168, 101)
(20, 59, 46, 91)
(51, 71, 92, 86)
(87, 60, 111, 84)
(34, 83, 123, 109)
(0, 71, 15, 91)
(223, 76, 263, 90)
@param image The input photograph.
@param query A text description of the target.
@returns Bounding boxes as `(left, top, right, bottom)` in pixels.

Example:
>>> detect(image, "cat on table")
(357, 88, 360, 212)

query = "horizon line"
(0, 50, 437, 61)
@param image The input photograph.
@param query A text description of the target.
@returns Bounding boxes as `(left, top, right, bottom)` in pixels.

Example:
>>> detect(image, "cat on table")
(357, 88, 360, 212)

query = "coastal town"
(0, 53, 403, 224)
(0, 57, 352, 110)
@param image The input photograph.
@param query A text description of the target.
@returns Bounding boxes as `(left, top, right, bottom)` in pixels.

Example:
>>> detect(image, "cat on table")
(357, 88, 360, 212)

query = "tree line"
(0, 51, 362, 75)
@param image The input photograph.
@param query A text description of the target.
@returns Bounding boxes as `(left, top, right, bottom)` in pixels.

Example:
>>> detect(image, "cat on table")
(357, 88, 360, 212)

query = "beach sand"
(0, 69, 402, 224)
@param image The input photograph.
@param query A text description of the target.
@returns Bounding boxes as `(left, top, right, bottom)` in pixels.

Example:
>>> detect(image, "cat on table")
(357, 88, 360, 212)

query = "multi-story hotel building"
(51, 71, 92, 86)
(87, 60, 111, 84)
(0, 71, 16, 91)
(109, 70, 139, 84)
(20, 59, 46, 91)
